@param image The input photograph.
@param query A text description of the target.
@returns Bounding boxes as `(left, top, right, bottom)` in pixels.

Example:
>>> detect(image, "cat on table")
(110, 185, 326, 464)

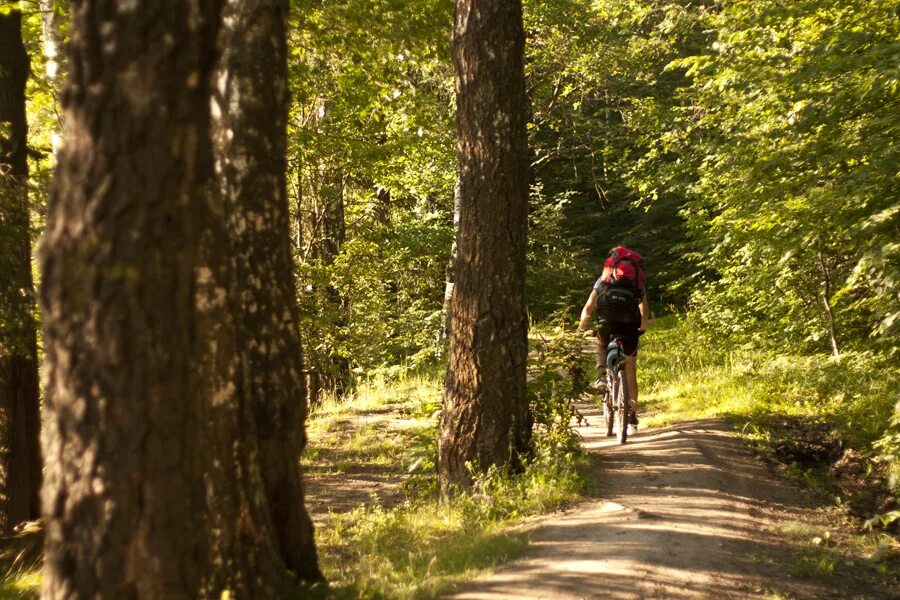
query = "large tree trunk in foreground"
(438, 0, 532, 492)
(211, 0, 321, 585)
(0, 10, 41, 535)
(39, 2, 221, 597)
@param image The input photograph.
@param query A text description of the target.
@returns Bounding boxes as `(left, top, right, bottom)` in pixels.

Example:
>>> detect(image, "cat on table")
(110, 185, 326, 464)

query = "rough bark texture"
(438, 0, 532, 491)
(0, 10, 41, 535)
(210, 0, 322, 586)
(39, 2, 222, 597)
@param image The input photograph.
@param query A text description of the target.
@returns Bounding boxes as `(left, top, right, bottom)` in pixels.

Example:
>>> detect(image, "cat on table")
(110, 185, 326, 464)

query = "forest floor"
(449, 401, 898, 600)
(301, 328, 898, 599)
(304, 384, 897, 599)
(302, 376, 438, 525)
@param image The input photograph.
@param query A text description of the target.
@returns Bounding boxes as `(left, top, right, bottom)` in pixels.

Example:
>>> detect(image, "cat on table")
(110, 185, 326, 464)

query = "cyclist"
(578, 246, 649, 430)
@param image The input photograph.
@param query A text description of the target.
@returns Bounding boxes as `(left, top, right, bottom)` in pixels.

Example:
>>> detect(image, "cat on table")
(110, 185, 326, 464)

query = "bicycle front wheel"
(617, 369, 630, 444)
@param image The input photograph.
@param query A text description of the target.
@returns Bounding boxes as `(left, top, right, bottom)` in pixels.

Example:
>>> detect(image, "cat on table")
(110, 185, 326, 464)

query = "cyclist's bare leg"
(624, 353, 638, 410)
(594, 325, 610, 389)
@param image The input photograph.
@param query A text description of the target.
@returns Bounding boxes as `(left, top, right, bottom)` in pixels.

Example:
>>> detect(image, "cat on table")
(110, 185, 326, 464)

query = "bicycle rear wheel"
(616, 369, 629, 444)
(604, 391, 614, 437)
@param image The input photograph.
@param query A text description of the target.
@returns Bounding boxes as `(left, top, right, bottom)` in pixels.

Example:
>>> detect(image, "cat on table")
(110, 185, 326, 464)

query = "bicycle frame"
(601, 334, 631, 443)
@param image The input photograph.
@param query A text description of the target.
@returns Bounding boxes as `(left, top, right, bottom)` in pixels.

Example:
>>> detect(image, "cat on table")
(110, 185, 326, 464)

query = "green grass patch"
(312, 361, 589, 599)
(640, 315, 899, 475)
(306, 373, 440, 481)
(318, 447, 586, 599)
(638, 315, 900, 582)
(0, 571, 39, 600)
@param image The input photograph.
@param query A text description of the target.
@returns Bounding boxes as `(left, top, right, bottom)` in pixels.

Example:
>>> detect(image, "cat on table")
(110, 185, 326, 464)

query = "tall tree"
(0, 9, 41, 535)
(438, 0, 532, 490)
(210, 0, 322, 584)
(38, 0, 66, 84)
(39, 0, 223, 596)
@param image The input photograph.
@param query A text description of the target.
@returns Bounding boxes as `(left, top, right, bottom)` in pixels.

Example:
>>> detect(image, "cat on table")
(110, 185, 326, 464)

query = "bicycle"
(600, 334, 634, 444)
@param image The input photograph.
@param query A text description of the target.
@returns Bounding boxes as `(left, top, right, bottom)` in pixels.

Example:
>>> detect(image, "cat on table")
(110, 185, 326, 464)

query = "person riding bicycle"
(578, 245, 649, 430)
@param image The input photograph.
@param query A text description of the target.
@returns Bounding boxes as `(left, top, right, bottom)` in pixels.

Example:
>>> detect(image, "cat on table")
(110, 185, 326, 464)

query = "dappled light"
(0, 0, 896, 598)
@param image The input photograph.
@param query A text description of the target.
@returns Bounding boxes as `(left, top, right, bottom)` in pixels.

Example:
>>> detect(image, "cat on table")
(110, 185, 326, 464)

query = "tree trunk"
(38, 0, 65, 83)
(440, 180, 461, 343)
(211, 0, 322, 584)
(313, 168, 350, 395)
(39, 2, 222, 597)
(817, 249, 841, 357)
(0, 10, 41, 535)
(438, 0, 532, 491)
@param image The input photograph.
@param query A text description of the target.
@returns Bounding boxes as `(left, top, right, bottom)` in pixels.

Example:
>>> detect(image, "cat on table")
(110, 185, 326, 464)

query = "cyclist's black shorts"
(596, 319, 641, 357)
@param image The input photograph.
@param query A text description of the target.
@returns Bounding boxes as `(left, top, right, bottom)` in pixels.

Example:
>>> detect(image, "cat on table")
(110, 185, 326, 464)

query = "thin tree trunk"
(0, 10, 41, 535)
(38, 0, 65, 82)
(817, 249, 841, 357)
(39, 2, 222, 596)
(441, 180, 461, 342)
(314, 168, 350, 394)
(211, 0, 322, 584)
(439, 0, 532, 491)
(374, 185, 391, 226)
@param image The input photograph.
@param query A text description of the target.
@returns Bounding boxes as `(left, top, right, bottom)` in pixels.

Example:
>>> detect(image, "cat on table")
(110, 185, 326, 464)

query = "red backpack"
(596, 246, 644, 322)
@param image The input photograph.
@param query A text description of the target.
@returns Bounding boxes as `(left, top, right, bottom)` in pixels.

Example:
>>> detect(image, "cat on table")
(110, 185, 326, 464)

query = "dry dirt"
(448, 403, 893, 600)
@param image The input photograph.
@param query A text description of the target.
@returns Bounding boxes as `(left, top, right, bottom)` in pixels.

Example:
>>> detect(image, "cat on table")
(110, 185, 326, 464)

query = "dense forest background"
(0, 0, 898, 595)
(11, 0, 898, 376)
(8, 0, 900, 490)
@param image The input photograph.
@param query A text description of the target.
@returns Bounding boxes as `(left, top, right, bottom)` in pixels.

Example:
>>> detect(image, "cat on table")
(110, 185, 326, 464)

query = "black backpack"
(596, 247, 643, 323)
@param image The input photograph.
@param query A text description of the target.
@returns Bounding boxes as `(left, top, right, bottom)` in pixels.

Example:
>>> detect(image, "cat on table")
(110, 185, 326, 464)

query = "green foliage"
(527, 323, 591, 454)
(310, 334, 589, 599)
(0, 571, 39, 600)
(288, 0, 457, 387)
(296, 207, 453, 385)
(642, 316, 900, 489)
(632, 0, 900, 352)
(525, 0, 708, 313)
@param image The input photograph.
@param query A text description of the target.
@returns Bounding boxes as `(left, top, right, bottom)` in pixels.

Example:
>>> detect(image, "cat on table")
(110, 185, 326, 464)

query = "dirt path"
(450, 403, 888, 600)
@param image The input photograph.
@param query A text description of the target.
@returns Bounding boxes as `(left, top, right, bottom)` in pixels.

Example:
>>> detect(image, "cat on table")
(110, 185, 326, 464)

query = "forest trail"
(449, 403, 882, 600)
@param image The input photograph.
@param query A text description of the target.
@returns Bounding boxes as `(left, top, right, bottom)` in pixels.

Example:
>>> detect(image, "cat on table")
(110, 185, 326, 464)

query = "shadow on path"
(448, 404, 876, 599)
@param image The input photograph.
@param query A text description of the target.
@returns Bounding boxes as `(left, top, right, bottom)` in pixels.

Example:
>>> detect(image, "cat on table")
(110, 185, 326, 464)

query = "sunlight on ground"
(308, 370, 586, 599)
(0, 571, 40, 599)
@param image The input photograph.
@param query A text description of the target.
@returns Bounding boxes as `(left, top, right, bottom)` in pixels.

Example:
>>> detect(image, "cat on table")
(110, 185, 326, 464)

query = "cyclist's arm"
(639, 295, 649, 331)
(579, 290, 598, 331)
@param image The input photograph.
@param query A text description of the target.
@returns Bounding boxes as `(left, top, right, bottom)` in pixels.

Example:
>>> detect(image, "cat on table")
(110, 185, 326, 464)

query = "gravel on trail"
(449, 403, 888, 600)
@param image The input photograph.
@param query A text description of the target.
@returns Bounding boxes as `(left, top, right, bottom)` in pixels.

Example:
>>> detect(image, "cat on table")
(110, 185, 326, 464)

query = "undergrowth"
(314, 330, 590, 599)
(0, 571, 39, 600)
(641, 315, 899, 521)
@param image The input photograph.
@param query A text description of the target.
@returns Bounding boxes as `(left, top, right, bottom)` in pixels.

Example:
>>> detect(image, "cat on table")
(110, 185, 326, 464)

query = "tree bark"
(39, 2, 222, 597)
(438, 0, 532, 491)
(211, 0, 322, 585)
(0, 10, 41, 535)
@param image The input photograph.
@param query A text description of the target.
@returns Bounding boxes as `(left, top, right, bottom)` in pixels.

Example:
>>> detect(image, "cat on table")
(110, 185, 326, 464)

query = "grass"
(639, 315, 899, 462)
(305, 372, 440, 482)
(309, 368, 588, 599)
(0, 360, 587, 600)
(638, 315, 900, 588)
(0, 571, 39, 600)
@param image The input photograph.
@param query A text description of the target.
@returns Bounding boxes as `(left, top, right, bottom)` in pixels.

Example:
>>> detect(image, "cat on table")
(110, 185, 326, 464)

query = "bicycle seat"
(606, 343, 624, 370)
